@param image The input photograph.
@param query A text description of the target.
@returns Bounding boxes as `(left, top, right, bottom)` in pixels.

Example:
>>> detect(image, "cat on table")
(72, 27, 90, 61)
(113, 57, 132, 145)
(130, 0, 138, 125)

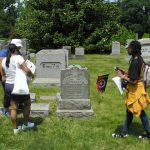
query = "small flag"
(96, 74, 109, 92)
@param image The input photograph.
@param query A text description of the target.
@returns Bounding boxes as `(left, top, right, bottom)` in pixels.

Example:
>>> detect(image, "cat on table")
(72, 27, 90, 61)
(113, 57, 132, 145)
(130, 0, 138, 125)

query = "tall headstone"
(21, 38, 30, 60)
(56, 65, 93, 117)
(0, 40, 5, 50)
(63, 46, 71, 58)
(111, 41, 120, 55)
(138, 38, 150, 64)
(135, 33, 138, 40)
(33, 49, 68, 86)
(75, 47, 85, 59)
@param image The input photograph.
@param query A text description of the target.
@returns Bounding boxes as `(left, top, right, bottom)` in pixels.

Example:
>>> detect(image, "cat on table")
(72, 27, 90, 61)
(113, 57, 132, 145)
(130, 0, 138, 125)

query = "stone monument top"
(138, 38, 150, 63)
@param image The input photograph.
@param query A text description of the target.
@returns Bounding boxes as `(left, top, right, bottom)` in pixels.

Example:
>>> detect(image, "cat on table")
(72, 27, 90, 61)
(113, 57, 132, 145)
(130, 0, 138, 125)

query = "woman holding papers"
(112, 40, 150, 139)
(1, 43, 34, 134)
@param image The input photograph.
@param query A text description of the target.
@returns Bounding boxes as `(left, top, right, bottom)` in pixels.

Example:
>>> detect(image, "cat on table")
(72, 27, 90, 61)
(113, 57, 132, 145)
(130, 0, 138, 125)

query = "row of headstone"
(31, 65, 94, 117)
(32, 47, 86, 86)
(30, 48, 92, 117)
(63, 46, 85, 59)
(111, 39, 150, 58)
(30, 39, 149, 118)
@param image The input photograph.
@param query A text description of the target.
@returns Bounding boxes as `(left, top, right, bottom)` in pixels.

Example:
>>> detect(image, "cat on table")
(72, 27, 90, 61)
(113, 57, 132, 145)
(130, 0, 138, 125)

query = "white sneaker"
(14, 126, 22, 135)
(22, 122, 34, 130)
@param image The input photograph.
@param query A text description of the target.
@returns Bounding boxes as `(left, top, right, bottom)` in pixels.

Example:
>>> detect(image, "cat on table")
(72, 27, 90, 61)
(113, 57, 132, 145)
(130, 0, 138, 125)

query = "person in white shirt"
(1, 43, 34, 135)
(0, 39, 23, 116)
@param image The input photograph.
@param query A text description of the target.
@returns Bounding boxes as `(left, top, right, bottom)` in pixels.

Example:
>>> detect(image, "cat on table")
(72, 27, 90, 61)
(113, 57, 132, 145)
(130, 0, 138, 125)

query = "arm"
(117, 70, 137, 84)
(1, 68, 6, 82)
(20, 62, 33, 77)
(0, 57, 6, 81)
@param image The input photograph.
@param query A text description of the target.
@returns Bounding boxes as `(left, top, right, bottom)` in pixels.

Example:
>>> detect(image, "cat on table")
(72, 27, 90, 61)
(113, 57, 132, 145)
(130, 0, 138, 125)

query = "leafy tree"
(0, 0, 18, 38)
(16, 0, 121, 53)
(120, 0, 150, 38)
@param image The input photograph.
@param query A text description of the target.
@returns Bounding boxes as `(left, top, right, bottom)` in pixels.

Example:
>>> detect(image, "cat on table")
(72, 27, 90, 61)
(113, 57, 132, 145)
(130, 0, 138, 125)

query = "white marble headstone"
(138, 38, 150, 59)
(36, 49, 68, 79)
(111, 41, 120, 55)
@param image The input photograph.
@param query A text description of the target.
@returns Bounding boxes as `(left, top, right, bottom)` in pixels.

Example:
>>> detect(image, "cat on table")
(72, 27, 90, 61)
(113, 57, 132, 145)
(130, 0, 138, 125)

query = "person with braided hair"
(112, 40, 150, 139)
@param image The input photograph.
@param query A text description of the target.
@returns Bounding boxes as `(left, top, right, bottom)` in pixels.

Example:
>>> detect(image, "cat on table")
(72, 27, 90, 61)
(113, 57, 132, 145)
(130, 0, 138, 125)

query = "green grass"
(1, 49, 150, 150)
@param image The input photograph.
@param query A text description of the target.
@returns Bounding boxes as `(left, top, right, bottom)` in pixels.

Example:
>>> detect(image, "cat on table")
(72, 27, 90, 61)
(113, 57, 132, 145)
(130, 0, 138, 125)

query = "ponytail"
(6, 51, 11, 68)
(6, 44, 17, 68)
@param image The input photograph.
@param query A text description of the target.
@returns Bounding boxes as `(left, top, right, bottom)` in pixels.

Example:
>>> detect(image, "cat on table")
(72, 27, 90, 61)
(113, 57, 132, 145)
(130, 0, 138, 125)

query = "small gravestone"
(63, 46, 71, 58)
(75, 47, 85, 59)
(30, 103, 50, 116)
(135, 33, 138, 40)
(56, 65, 93, 117)
(138, 38, 150, 64)
(30, 93, 36, 103)
(111, 41, 120, 55)
(40, 96, 57, 101)
(33, 49, 68, 86)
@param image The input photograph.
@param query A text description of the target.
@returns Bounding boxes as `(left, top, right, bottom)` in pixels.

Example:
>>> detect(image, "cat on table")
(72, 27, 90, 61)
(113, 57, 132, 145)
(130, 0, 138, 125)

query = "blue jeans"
(122, 109, 150, 134)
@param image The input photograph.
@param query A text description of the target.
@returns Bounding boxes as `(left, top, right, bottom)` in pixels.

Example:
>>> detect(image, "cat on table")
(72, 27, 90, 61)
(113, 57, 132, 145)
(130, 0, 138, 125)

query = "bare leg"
(23, 98, 31, 125)
(10, 100, 18, 129)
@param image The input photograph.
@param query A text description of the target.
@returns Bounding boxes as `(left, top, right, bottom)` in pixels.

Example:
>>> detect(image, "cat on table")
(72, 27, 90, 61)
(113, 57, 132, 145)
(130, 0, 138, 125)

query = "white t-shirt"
(2, 55, 25, 84)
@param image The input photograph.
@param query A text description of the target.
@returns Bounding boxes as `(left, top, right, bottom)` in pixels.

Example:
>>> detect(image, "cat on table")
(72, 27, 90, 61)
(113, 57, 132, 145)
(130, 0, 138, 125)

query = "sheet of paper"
(25, 59, 36, 74)
(112, 76, 124, 95)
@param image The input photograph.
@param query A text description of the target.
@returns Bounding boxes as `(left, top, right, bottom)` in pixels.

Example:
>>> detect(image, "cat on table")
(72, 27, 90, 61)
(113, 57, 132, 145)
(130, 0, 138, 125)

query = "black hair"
(129, 40, 141, 56)
(6, 44, 17, 68)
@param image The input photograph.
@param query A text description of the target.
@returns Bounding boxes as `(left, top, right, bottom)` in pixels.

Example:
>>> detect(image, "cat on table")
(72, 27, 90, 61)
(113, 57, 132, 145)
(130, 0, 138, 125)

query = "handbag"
(12, 66, 29, 95)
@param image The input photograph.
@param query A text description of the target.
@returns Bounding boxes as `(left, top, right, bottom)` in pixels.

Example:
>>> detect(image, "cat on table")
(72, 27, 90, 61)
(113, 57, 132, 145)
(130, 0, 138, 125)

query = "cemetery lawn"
(1, 49, 150, 150)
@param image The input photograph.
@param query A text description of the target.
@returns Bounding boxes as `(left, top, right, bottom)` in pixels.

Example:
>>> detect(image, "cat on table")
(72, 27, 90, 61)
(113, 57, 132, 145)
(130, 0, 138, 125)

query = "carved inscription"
(141, 44, 150, 57)
(61, 68, 89, 99)
(40, 62, 61, 69)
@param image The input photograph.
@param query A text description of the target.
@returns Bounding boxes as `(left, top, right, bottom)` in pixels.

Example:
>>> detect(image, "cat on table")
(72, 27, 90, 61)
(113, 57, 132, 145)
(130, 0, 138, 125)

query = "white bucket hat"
(11, 39, 23, 47)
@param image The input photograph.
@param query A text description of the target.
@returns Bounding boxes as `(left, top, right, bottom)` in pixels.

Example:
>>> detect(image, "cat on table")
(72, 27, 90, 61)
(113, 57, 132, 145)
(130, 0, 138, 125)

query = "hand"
(117, 70, 123, 77)
(2, 76, 6, 82)
(117, 70, 125, 79)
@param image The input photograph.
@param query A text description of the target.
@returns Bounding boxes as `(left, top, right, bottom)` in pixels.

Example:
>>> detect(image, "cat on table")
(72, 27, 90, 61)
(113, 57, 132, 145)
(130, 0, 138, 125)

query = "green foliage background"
(120, 0, 150, 38)
(15, 0, 121, 52)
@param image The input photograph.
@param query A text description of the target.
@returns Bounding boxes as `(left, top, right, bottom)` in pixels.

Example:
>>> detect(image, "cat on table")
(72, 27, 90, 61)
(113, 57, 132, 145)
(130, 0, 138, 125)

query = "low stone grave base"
(30, 103, 50, 116)
(56, 109, 93, 118)
(32, 78, 60, 87)
(30, 93, 36, 103)
(40, 96, 57, 101)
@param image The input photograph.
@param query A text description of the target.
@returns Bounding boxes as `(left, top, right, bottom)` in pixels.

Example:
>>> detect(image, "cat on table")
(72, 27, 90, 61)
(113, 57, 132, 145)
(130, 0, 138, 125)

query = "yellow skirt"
(125, 81, 150, 117)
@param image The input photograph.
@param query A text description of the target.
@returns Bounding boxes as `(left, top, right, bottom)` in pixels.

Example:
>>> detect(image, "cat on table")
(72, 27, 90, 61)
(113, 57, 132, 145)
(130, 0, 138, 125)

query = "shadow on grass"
(17, 116, 44, 132)
(113, 122, 145, 137)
